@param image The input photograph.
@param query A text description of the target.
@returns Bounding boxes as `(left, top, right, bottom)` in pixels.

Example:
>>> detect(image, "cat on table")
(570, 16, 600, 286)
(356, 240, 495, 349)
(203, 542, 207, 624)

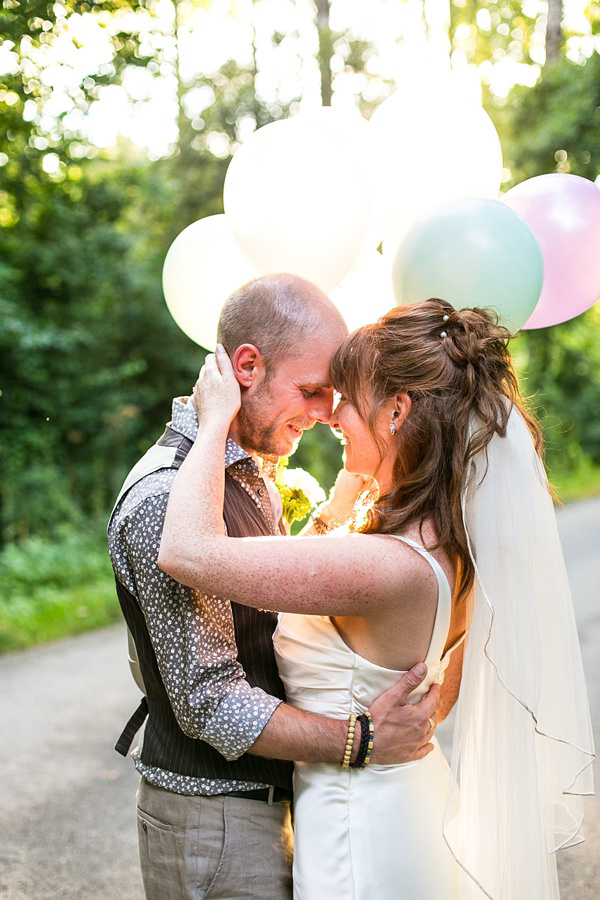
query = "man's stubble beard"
(236, 381, 309, 457)
(236, 382, 289, 457)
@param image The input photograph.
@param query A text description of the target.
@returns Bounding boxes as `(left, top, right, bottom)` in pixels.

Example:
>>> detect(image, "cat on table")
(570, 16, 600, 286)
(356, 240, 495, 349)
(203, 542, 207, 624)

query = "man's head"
(217, 274, 348, 457)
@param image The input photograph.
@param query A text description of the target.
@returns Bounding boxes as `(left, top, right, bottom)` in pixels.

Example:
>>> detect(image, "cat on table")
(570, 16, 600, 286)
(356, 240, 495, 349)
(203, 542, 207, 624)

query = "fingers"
(215, 344, 236, 380)
(194, 354, 216, 388)
(412, 741, 435, 761)
(195, 347, 231, 389)
(214, 344, 226, 375)
(416, 683, 442, 720)
(391, 663, 428, 704)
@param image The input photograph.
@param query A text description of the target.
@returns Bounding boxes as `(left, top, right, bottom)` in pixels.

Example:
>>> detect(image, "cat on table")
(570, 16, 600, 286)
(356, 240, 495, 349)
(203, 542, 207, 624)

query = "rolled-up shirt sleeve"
(114, 488, 282, 761)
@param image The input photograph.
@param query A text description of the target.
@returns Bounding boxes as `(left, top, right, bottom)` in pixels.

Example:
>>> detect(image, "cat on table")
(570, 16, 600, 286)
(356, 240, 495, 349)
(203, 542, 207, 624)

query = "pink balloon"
(503, 174, 600, 329)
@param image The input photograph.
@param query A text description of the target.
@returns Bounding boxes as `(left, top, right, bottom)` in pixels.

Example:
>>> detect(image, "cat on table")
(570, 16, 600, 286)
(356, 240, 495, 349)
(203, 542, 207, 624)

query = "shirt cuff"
(200, 680, 283, 761)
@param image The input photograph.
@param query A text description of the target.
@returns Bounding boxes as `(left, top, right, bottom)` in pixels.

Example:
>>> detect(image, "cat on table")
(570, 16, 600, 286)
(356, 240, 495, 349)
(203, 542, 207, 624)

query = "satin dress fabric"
(274, 536, 462, 900)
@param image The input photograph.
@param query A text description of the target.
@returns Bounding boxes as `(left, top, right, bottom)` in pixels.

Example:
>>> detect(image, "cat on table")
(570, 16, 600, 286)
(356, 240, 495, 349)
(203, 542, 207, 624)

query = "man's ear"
(232, 344, 266, 389)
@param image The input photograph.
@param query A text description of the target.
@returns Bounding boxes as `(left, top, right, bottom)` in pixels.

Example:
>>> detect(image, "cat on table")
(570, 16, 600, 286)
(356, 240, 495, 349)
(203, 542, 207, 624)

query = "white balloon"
(294, 105, 367, 146)
(224, 118, 371, 293)
(367, 84, 503, 253)
(293, 107, 383, 262)
(162, 215, 260, 351)
(330, 252, 397, 332)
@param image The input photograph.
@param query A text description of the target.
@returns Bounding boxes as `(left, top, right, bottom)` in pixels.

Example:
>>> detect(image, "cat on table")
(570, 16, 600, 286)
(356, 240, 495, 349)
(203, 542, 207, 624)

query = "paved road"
(1, 498, 599, 899)
(0, 626, 145, 900)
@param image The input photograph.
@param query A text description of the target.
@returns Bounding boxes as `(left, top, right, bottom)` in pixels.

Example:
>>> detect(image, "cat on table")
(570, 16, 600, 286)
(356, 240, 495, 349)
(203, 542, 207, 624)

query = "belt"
(226, 787, 293, 804)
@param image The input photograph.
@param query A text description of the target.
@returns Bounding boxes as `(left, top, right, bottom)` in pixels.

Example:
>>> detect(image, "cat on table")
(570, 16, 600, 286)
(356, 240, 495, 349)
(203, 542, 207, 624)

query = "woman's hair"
(330, 298, 543, 605)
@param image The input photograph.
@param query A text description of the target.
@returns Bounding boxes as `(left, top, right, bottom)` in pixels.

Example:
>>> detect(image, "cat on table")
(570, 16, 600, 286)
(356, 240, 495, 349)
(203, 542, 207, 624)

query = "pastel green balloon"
(392, 198, 544, 332)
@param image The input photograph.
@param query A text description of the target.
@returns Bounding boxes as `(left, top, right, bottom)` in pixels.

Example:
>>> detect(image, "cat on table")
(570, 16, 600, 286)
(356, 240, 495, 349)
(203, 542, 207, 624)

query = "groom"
(108, 274, 442, 900)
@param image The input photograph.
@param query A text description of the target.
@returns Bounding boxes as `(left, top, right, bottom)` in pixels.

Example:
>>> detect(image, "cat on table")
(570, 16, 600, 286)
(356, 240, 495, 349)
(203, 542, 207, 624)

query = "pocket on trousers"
(137, 806, 181, 899)
(137, 806, 175, 833)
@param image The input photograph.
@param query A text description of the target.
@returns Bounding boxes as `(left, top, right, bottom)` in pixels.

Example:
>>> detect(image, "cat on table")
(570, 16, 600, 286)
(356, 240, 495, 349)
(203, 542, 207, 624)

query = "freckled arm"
(158, 413, 420, 620)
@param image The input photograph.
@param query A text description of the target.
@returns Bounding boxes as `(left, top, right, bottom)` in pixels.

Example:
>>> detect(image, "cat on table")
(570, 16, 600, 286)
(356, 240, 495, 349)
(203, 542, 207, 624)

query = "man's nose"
(309, 391, 334, 424)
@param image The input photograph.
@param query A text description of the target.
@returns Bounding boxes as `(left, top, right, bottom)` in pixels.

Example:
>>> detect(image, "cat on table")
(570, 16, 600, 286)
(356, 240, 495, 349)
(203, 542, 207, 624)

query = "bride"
(158, 298, 594, 899)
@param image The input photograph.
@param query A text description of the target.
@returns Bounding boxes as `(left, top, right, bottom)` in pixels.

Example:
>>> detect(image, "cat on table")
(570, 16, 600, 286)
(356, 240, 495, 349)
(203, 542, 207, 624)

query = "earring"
(390, 410, 399, 435)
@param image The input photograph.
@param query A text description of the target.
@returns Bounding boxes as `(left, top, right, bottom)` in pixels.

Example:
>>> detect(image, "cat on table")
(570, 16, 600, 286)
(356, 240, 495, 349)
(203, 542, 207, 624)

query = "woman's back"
(329, 524, 460, 672)
(274, 537, 462, 900)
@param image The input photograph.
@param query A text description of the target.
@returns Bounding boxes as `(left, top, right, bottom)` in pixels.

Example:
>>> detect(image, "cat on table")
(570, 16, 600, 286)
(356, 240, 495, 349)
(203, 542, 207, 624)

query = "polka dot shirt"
(108, 397, 283, 796)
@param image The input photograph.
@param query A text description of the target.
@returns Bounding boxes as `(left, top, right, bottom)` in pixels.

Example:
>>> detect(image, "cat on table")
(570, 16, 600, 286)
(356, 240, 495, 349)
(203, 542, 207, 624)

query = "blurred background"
(0, 0, 599, 649)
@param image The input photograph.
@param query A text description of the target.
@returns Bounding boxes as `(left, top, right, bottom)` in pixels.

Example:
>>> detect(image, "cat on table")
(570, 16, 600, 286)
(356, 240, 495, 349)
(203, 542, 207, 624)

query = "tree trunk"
(315, 0, 332, 106)
(545, 0, 563, 64)
(172, 0, 185, 148)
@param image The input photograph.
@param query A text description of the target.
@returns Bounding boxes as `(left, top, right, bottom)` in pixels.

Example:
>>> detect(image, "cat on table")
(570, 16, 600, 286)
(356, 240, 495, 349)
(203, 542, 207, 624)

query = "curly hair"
(330, 298, 543, 605)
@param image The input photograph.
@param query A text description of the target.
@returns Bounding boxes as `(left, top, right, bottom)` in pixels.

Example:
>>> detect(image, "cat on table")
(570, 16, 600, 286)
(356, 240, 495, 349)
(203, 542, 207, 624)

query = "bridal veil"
(444, 406, 595, 899)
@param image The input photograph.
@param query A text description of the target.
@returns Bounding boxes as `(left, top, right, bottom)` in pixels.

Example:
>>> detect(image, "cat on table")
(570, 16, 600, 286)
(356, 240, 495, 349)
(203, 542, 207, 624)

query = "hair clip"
(440, 331, 447, 338)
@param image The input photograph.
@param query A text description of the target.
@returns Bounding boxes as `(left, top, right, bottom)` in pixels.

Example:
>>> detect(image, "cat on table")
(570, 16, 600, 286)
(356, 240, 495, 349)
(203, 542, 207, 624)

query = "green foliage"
(499, 53, 600, 184)
(0, 522, 119, 652)
(514, 306, 600, 471)
(549, 458, 600, 502)
(0, 0, 157, 160)
(0, 157, 201, 542)
(292, 424, 344, 496)
(449, 0, 540, 68)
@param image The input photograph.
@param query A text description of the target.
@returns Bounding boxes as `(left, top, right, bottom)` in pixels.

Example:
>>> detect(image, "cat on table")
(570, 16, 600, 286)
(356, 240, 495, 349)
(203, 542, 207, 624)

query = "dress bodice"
(274, 536, 461, 719)
(274, 536, 463, 900)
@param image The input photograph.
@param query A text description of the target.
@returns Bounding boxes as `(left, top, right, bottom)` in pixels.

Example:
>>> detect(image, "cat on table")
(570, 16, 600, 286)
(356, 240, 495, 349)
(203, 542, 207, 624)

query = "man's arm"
(249, 668, 441, 765)
(116, 483, 440, 766)
(437, 640, 464, 724)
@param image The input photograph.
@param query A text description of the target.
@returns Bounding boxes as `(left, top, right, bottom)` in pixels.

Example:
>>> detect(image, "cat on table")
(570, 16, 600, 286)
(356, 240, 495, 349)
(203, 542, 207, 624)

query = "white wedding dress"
(274, 536, 462, 900)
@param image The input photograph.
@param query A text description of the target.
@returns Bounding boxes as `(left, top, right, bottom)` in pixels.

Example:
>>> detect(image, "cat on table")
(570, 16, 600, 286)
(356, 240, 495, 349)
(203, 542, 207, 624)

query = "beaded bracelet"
(349, 714, 370, 769)
(341, 713, 357, 768)
(362, 711, 374, 768)
(350, 711, 374, 769)
(310, 514, 331, 535)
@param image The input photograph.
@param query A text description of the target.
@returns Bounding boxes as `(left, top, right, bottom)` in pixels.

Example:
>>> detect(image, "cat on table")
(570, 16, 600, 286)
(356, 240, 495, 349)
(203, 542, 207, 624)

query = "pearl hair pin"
(440, 331, 447, 338)
(443, 314, 449, 322)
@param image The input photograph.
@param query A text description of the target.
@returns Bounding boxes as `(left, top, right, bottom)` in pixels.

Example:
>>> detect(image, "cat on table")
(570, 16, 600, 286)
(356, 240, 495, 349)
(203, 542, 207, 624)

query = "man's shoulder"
(113, 467, 177, 527)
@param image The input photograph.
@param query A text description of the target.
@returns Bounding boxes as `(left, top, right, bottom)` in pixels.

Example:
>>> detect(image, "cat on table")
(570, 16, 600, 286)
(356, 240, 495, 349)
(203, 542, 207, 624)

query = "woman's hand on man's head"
(193, 344, 241, 427)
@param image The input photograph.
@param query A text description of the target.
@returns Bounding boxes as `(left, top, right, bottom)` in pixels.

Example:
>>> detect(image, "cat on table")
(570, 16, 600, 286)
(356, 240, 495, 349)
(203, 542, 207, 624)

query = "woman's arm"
(158, 349, 425, 618)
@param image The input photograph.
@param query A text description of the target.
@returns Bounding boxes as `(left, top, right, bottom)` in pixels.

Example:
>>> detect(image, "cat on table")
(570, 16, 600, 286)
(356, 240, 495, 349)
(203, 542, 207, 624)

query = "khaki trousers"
(136, 778, 293, 900)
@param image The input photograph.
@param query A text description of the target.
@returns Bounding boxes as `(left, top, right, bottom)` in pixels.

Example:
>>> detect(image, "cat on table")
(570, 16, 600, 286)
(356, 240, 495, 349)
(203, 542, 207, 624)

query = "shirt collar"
(170, 396, 253, 470)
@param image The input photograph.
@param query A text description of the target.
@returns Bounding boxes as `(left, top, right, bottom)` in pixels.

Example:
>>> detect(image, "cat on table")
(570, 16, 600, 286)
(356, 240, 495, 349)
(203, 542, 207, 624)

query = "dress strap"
(388, 535, 453, 668)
